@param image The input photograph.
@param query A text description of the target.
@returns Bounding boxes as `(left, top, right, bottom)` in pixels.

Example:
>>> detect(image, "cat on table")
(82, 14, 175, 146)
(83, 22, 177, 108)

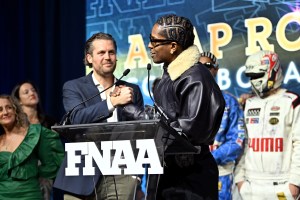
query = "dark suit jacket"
(53, 72, 144, 196)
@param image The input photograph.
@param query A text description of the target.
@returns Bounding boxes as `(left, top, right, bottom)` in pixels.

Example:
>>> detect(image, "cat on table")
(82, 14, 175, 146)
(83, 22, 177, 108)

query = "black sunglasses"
(149, 34, 175, 48)
(203, 62, 219, 69)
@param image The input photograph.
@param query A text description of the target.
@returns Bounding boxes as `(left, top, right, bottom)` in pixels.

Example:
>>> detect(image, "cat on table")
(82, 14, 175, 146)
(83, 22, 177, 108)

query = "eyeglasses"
(203, 62, 219, 69)
(149, 34, 175, 48)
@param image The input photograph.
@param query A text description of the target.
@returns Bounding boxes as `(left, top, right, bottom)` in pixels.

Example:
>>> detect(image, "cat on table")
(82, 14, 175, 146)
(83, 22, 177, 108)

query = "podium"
(53, 119, 201, 199)
(52, 119, 167, 200)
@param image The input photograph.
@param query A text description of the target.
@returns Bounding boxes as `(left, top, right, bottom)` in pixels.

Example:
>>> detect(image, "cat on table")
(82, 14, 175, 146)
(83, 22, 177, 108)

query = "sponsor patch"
(270, 112, 279, 116)
(218, 181, 222, 191)
(271, 106, 280, 111)
(236, 138, 243, 146)
(261, 59, 269, 65)
(250, 118, 259, 124)
(267, 80, 274, 88)
(249, 137, 283, 152)
(269, 117, 279, 125)
(247, 108, 261, 116)
(276, 192, 286, 199)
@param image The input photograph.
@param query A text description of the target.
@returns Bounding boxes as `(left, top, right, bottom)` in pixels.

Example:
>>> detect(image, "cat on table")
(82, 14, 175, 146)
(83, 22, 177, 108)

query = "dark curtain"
(0, 0, 86, 121)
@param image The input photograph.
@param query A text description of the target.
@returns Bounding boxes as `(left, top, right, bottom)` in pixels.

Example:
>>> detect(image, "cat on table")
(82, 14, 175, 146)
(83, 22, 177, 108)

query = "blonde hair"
(0, 94, 29, 134)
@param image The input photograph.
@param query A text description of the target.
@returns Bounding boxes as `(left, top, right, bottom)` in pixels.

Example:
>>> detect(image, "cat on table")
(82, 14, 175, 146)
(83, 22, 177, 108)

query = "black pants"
(156, 146, 218, 200)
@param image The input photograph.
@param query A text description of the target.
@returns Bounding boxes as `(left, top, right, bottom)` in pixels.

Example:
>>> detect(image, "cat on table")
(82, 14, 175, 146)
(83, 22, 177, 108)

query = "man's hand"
(109, 85, 122, 97)
(237, 181, 244, 192)
(289, 184, 300, 199)
(110, 85, 133, 107)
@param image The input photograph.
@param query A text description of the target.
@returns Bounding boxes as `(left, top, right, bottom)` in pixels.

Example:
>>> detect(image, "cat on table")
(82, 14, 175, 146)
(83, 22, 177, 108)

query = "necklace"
(0, 133, 19, 151)
(0, 127, 27, 152)
(0, 136, 6, 151)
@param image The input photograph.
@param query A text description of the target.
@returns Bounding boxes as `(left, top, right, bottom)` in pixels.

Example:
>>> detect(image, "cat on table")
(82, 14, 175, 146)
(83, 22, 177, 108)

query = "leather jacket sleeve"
(155, 64, 225, 145)
(123, 63, 225, 146)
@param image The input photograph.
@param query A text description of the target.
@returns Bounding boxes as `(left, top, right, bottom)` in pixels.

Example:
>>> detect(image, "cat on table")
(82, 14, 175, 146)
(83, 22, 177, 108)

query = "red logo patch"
(271, 106, 280, 111)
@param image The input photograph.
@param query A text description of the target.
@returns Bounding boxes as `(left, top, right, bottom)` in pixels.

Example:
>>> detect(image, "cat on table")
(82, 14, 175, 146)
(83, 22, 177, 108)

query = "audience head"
(154, 14, 194, 50)
(12, 81, 40, 106)
(0, 94, 29, 134)
(199, 52, 219, 77)
(149, 14, 195, 65)
(11, 81, 44, 115)
(84, 32, 118, 68)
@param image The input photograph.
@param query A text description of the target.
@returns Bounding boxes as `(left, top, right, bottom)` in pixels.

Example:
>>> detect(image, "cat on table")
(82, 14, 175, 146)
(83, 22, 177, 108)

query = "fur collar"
(168, 45, 200, 81)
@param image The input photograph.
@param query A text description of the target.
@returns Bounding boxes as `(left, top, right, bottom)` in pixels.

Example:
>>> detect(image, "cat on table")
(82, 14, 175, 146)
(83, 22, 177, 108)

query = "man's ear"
(86, 54, 93, 64)
(170, 42, 179, 55)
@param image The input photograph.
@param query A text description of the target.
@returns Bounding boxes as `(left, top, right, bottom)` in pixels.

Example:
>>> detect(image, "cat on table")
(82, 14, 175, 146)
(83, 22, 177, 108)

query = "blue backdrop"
(1, 1, 299, 119)
(86, 0, 300, 106)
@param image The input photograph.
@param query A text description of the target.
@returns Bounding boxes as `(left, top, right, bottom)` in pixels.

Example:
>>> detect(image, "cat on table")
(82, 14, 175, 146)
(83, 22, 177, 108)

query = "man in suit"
(54, 32, 144, 200)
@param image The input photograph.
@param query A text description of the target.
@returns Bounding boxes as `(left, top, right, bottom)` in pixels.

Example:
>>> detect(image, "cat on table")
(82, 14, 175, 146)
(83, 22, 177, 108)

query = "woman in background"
(11, 81, 62, 199)
(11, 80, 57, 128)
(0, 94, 64, 200)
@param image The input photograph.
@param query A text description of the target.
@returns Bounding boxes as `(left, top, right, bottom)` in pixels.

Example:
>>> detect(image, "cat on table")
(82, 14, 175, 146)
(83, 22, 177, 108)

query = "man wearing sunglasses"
(200, 52, 245, 200)
(123, 14, 225, 199)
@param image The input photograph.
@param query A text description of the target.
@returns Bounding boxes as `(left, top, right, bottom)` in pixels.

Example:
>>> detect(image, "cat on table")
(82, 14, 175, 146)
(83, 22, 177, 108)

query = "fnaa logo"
(250, 118, 259, 124)
(247, 108, 261, 116)
(65, 139, 163, 176)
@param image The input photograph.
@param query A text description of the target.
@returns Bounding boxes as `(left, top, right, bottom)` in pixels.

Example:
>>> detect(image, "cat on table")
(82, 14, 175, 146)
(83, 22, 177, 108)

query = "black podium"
(52, 119, 167, 200)
(52, 119, 201, 199)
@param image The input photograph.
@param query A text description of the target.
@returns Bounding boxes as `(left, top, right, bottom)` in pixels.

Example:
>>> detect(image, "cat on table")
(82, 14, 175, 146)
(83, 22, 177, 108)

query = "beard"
(94, 63, 116, 78)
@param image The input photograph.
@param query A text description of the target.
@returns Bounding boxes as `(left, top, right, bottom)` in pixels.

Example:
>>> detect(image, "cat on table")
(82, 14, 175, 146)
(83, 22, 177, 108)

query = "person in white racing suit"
(234, 50, 300, 200)
(200, 52, 246, 200)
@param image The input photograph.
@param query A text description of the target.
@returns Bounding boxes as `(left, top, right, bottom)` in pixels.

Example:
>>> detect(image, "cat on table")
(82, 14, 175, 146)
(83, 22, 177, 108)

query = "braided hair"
(155, 14, 195, 50)
(200, 52, 217, 64)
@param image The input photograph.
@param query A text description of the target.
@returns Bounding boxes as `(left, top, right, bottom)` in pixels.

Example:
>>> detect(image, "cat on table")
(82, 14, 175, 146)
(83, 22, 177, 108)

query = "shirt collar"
(92, 72, 117, 87)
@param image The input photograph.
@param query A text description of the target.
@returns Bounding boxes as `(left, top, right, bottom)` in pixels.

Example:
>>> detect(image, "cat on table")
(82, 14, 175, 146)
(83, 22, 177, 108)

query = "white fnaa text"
(65, 139, 163, 176)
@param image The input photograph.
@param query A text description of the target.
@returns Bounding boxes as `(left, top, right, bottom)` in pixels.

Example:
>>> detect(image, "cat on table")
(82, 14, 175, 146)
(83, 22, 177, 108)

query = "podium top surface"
(51, 119, 162, 142)
(52, 119, 159, 130)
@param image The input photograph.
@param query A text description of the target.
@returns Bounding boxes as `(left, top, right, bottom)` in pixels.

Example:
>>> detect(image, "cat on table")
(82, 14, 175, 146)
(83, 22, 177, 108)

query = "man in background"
(234, 50, 300, 200)
(200, 52, 245, 200)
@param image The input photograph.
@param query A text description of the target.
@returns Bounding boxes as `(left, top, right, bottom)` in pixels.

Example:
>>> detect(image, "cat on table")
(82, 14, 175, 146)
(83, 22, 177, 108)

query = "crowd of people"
(1, 13, 299, 200)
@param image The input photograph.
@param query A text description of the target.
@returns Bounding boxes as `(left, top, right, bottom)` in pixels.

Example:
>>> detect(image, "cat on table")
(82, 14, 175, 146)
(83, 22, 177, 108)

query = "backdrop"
(1, 1, 299, 121)
(0, 0, 86, 120)
(86, 0, 300, 106)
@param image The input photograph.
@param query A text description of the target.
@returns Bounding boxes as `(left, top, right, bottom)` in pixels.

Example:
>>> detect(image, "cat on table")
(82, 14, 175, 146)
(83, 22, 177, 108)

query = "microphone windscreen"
(147, 63, 152, 70)
(123, 69, 130, 76)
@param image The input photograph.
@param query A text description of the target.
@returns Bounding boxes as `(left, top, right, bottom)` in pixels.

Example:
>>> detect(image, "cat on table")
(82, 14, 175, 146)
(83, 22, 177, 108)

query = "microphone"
(146, 63, 154, 102)
(121, 68, 130, 77)
(60, 69, 131, 125)
(146, 63, 200, 154)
